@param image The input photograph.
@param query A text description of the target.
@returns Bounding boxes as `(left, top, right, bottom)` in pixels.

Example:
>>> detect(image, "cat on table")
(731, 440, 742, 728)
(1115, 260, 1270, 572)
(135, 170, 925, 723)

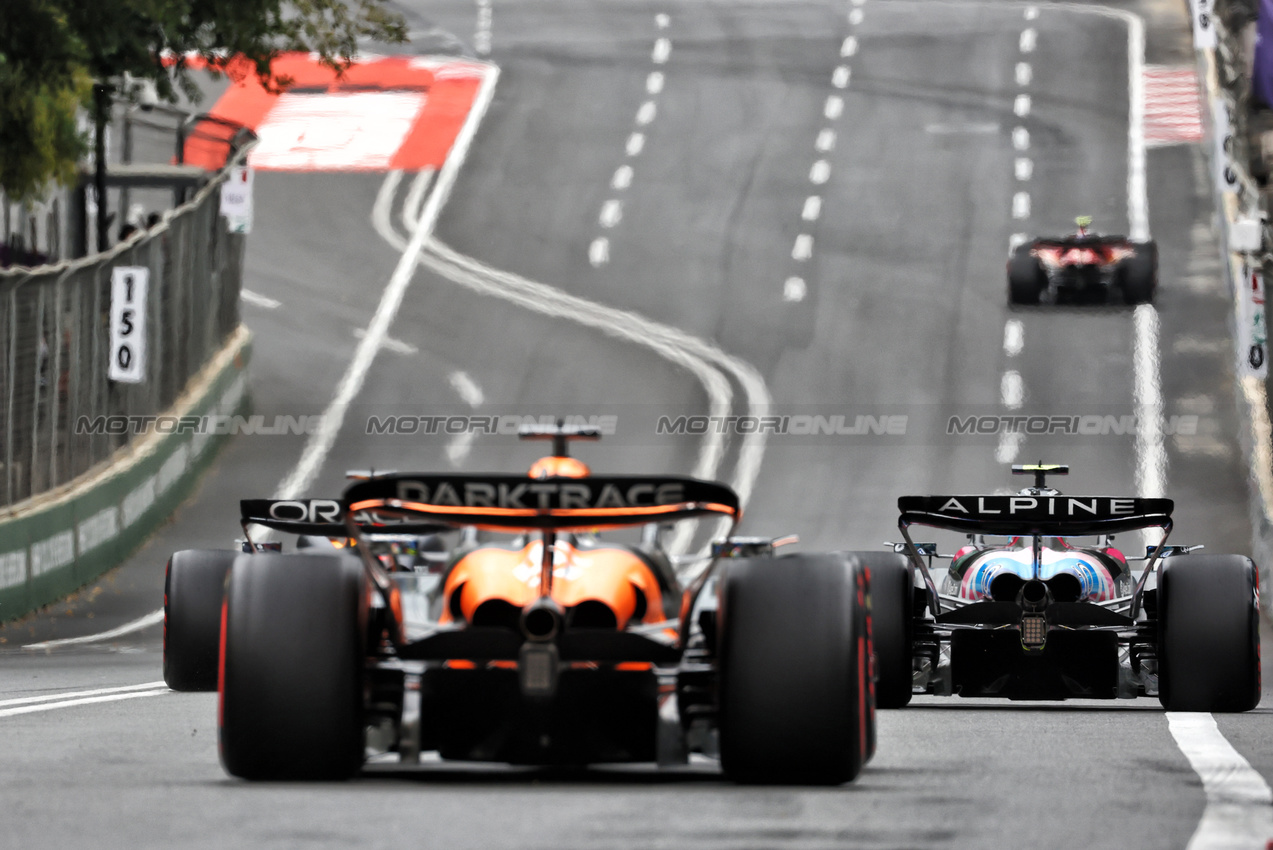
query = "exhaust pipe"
(521, 598, 564, 642)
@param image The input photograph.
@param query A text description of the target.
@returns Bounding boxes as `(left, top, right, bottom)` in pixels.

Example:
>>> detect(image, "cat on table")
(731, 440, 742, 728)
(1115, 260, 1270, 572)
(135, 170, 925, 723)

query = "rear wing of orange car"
(342, 473, 742, 531)
(240, 498, 451, 537)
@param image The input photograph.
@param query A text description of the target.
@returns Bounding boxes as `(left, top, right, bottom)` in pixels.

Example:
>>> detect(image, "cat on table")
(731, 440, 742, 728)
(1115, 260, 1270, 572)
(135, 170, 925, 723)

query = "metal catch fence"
(0, 150, 249, 508)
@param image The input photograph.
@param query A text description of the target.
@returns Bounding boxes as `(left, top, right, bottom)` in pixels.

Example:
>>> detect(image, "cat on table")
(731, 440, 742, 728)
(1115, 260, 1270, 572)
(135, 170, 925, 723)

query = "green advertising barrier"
(0, 327, 252, 624)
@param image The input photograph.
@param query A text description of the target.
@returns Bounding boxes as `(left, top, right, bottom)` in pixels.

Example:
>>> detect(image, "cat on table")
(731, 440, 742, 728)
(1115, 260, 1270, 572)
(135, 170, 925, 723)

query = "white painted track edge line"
(1167, 713, 1273, 849)
(0, 681, 167, 708)
(0, 689, 168, 719)
(23, 608, 165, 650)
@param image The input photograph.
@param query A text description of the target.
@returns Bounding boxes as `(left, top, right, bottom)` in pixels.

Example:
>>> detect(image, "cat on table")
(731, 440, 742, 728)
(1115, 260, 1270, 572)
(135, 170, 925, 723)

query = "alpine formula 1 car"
(163, 424, 879, 783)
(866, 464, 1260, 710)
(1007, 217, 1157, 305)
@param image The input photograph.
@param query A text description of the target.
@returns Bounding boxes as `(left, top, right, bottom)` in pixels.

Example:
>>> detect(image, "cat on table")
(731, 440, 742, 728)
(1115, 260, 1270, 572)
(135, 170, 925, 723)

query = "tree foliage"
(0, 0, 407, 202)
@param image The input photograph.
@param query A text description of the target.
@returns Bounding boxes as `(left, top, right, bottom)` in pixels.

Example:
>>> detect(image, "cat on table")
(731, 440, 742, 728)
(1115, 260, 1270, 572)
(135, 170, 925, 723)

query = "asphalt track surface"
(2, 0, 1269, 847)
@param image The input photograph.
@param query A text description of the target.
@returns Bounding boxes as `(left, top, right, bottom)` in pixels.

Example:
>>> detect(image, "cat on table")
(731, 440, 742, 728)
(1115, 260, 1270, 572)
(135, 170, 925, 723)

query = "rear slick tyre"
(219, 553, 368, 780)
(1158, 554, 1261, 712)
(717, 553, 874, 784)
(1008, 247, 1045, 305)
(848, 551, 914, 708)
(164, 549, 237, 692)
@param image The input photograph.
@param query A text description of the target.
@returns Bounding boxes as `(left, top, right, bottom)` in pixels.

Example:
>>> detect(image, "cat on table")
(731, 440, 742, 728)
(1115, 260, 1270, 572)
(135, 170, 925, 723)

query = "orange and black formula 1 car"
(162, 427, 879, 784)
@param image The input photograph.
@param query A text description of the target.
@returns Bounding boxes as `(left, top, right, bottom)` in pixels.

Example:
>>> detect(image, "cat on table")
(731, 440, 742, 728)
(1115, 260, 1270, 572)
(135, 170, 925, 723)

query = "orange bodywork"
(441, 539, 667, 630)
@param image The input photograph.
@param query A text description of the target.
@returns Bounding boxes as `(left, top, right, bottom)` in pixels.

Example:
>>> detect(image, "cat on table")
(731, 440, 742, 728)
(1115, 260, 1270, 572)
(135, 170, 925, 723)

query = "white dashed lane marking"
(784, 277, 807, 302)
(1013, 127, 1030, 150)
(646, 71, 664, 94)
(1012, 191, 1031, 218)
(353, 327, 418, 355)
(832, 66, 851, 88)
(241, 289, 281, 309)
(636, 101, 657, 125)
(1015, 157, 1033, 181)
(802, 196, 822, 221)
(841, 36, 858, 57)
(1014, 94, 1031, 116)
(1003, 320, 1024, 356)
(655, 12, 669, 28)
(816, 128, 836, 151)
(599, 200, 623, 228)
(848, 7, 864, 25)
(588, 237, 610, 267)
(825, 95, 844, 119)
(626, 132, 645, 157)
(1015, 62, 1032, 86)
(652, 37, 671, 64)
(792, 234, 814, 261)
(612, 165, 633, 189)
(1001, 371, 1024, 408)
(1025, 5, 1039, 19)
(809, 160, 831, 184)
(1019, 28, 1037, 53)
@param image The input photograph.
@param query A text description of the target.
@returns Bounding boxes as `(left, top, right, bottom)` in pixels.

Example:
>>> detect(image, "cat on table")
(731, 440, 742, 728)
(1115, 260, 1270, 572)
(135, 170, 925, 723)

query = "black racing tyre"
(219, 553, 368, 780)
(1158, 554, 1261, 712)
(717, 553, 874, 784)
(164, 549, 237, 692)
(1119, 242, 1157, 304)
(1007, 246, 1045, 305)
(848, 551, 914, 709)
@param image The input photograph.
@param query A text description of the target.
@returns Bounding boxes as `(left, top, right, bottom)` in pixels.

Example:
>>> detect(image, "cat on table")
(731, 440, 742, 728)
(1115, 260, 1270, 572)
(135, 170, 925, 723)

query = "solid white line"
(1003, 319, 1024, 356)
(810, 160, 831, 184)
(240, 289, 280, 309)
(371, 168, 404, 248)
(0, 689, 167, 719)
(23, 608, 164, 650)
(1133, 304, 1164, 500)
(0, 681, 167, 708)
(1167, 713, 1273, 849)
(401, 168, 436, 233)
(273, 64, 501, 502)
(588, 237, 610, 267)
(612, 164, 634, 189)
(646, 72, 664, 95)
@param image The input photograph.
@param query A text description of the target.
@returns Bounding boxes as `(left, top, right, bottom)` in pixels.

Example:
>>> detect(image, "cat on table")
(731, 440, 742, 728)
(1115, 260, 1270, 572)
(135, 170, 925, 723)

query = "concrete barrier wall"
(0, 325, 251, 623)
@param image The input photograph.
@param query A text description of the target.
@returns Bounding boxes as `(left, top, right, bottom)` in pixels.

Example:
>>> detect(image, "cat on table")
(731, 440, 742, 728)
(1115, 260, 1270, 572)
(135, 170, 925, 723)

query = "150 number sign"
(109, 266, 148, 383)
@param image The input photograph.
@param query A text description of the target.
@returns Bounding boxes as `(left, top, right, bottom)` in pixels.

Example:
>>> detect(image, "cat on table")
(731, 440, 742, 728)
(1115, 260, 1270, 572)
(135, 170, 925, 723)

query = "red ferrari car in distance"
(1008, 216, 1157, 305)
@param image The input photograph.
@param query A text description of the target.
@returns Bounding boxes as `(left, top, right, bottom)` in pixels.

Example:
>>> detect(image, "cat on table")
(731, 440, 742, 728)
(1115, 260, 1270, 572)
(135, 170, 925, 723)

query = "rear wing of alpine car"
(897, 494, 1174, 617)
(341, 473, 742, 531)
(897, 494, 1173, 537)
